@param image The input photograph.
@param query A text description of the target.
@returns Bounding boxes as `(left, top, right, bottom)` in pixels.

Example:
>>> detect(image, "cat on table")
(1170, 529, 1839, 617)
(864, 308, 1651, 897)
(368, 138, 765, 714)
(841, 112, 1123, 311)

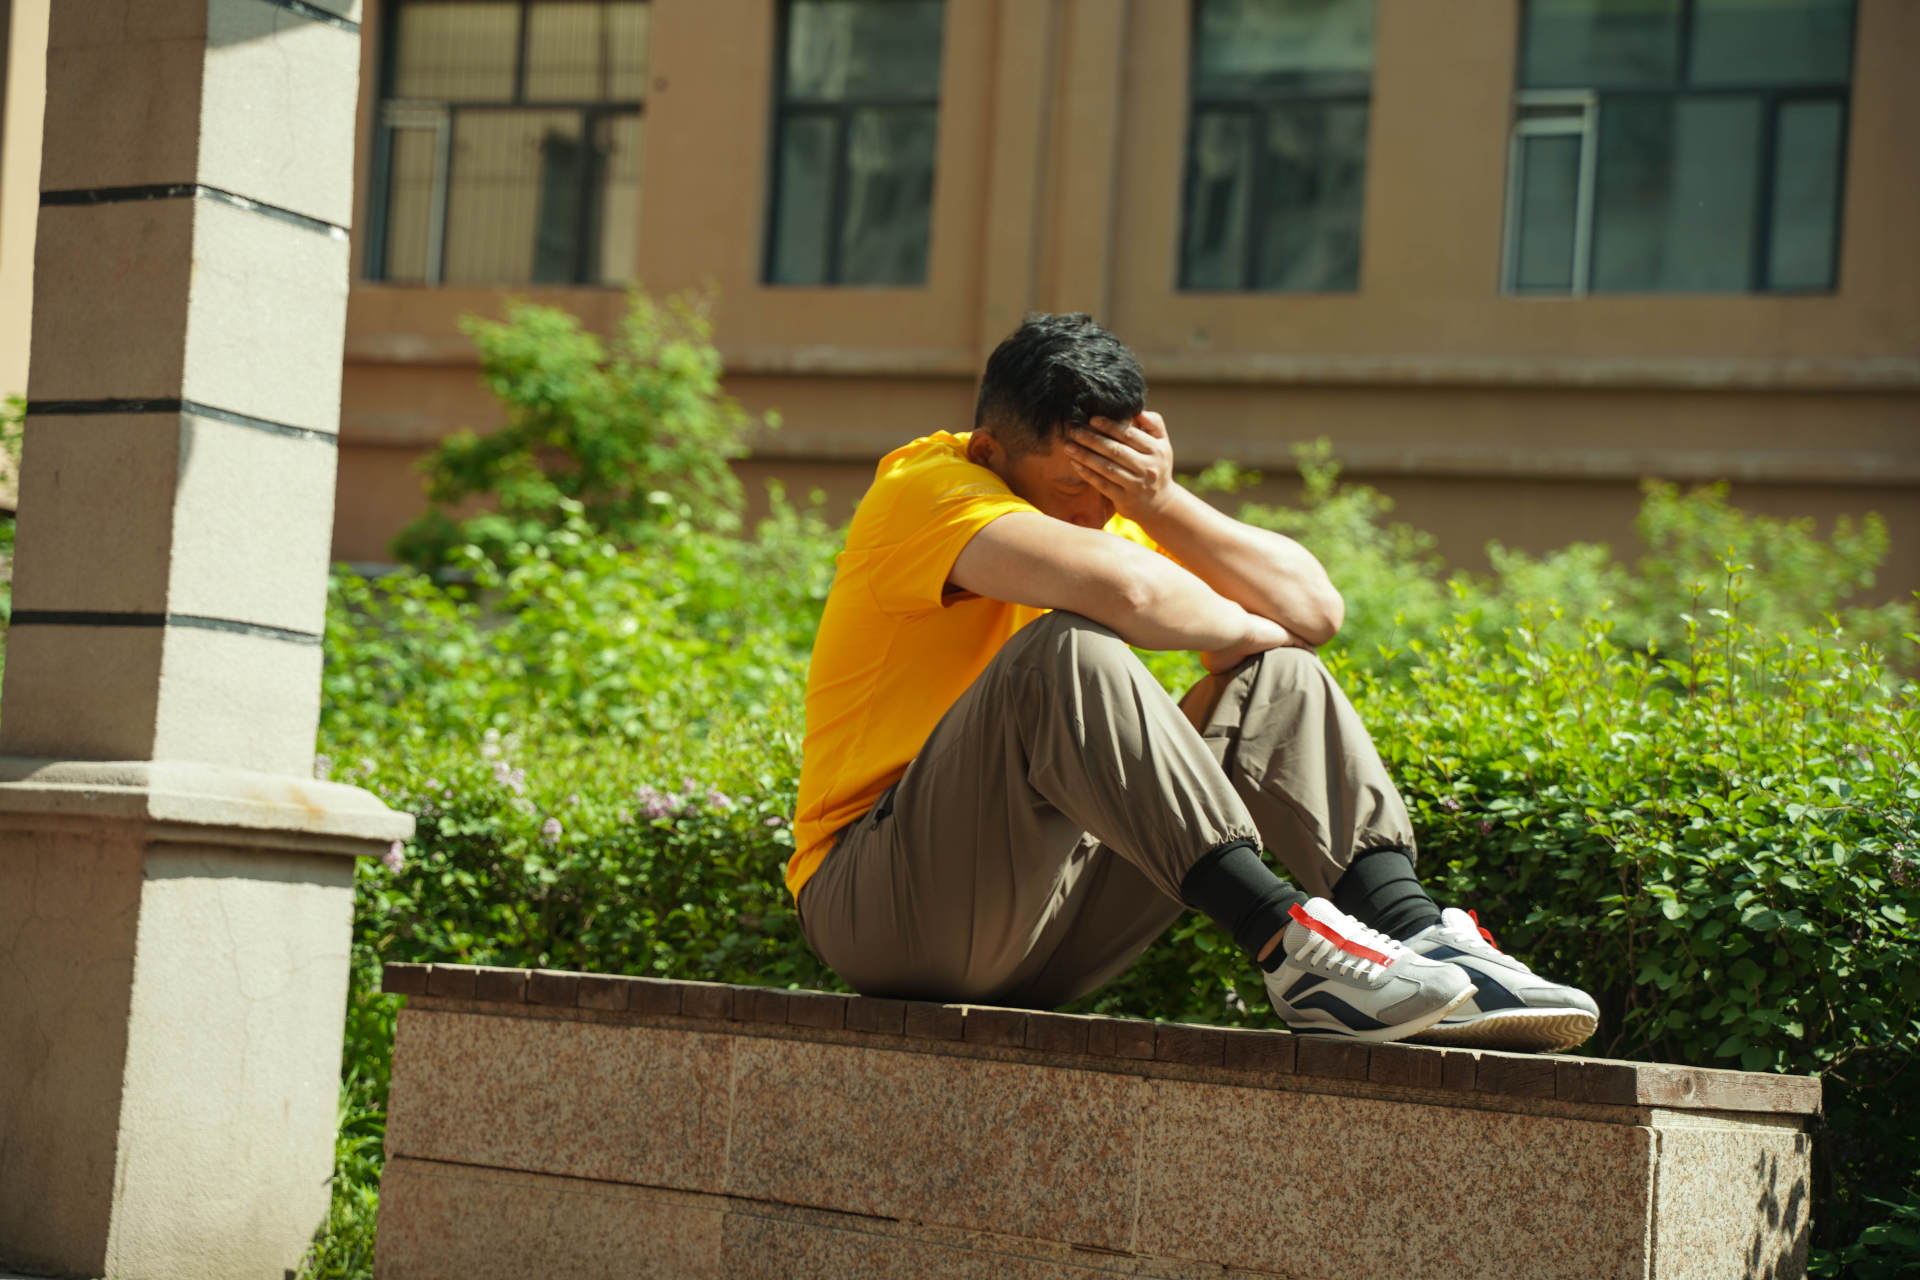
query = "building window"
(1504, 0, 1855, 295)
(764, 0, 945, 287)
(1178, 0, 1375, 293)
(368, 0, 650, 286)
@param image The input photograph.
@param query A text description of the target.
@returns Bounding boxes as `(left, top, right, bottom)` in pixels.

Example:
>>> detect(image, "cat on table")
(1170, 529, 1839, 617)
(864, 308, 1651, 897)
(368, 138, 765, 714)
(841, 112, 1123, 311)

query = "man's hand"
(1075, 407, 1346, 646)
(1199, 612, 1303, 674)
(1064, 410, 1176, 523)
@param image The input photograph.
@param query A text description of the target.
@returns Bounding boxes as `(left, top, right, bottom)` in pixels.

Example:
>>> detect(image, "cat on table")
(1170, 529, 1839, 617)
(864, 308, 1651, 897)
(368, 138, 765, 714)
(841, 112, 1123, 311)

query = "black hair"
(972, 312, 1146, 455)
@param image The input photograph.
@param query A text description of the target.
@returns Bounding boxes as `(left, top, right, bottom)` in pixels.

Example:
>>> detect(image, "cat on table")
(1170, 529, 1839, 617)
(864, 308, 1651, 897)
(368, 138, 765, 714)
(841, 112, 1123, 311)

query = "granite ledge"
(381, 962, 1821, 1120)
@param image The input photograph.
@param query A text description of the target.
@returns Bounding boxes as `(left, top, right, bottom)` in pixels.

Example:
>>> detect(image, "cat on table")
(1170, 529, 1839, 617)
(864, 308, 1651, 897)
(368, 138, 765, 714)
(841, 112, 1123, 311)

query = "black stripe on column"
(41, 184, 347, 239)
(8, 611, 324, 647)
(258, 0, 362, 33)
(26, 398, 338, 446)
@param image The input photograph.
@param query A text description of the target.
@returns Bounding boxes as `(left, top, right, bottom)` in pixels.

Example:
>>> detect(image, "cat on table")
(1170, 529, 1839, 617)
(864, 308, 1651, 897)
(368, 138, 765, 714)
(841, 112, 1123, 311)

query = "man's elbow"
(1295, 584, 1345, 647)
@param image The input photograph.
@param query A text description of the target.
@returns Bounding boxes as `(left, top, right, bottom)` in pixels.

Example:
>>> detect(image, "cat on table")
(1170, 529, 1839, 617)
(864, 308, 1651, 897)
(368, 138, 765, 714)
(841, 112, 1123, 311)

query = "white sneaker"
(1403, 908, 1600, 1052)
(1264, 898, 1476, 1042)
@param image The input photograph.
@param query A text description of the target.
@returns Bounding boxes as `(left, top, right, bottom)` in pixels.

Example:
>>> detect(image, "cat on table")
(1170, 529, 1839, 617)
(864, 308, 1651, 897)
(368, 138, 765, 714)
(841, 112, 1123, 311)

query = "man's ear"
(964, 429, 1001, 471)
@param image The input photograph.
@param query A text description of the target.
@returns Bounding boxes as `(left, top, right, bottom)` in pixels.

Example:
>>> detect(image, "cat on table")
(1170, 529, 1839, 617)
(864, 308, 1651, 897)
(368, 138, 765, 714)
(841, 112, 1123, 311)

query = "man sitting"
(790, 312, 1597, 1051)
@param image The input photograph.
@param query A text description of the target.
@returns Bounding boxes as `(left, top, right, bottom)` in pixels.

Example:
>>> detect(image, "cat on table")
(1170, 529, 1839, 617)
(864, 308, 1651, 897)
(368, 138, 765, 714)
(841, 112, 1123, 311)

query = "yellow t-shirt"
(788, 430, 1166, 898)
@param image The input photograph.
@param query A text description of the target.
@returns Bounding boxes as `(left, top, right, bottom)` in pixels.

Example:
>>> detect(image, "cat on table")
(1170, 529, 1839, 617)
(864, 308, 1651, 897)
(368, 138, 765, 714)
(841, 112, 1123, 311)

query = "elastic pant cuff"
(1178, 838, 1307, 961)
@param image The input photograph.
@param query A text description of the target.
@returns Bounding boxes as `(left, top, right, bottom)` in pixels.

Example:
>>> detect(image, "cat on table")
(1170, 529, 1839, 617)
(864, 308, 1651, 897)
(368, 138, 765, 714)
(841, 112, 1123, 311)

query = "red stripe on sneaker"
(1287, 902, 1393, 967)
(1468, 909, 1502, 952)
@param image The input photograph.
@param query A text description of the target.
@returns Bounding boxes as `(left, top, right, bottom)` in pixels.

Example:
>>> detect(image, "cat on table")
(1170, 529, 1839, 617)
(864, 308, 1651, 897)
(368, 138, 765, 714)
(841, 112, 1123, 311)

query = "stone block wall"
(374, 964, 1820, 1280)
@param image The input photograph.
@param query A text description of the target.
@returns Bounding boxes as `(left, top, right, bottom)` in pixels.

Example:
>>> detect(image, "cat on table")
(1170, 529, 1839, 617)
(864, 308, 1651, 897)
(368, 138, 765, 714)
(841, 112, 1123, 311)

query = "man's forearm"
(1136, 486, 1344, 645)
(1098, 552, 1289, 656)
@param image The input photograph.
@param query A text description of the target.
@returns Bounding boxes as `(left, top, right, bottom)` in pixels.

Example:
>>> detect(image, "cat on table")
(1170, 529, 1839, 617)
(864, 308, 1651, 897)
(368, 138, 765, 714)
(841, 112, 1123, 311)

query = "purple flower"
(707, 788, 734, 811)
(493, 761, 526, 795)
(381, 840, 405, 873)
(764, 815, 787, 829)
(1437, 796, 1462, 813)
(541, 817, 563, 845)
(312, 754, 333, 781)
(1477, 819, 1494, 835)
(637, 783, 681, 820)
(566, 793, 582, 807)
(424, 778, 442, 792)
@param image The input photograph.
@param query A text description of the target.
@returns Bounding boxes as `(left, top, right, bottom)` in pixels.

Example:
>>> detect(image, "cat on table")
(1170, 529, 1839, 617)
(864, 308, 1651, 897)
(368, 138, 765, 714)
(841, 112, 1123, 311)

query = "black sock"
(1331, 847, 1441, 941)
(1177, 839, 1307, 972)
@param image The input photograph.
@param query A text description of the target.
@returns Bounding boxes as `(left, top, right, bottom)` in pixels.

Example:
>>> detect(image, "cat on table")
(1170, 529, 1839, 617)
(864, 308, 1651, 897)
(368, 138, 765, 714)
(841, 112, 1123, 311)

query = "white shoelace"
(1292, 907, 1410, 982)
(1437, 908, 1536, 974)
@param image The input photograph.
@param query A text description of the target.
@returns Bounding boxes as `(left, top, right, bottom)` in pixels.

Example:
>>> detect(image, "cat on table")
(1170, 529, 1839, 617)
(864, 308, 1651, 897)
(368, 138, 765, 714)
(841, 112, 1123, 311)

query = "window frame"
(760, 0, 947, 288)
(1502, 0, 1856, 296)
(1176, 0, 1376, 294)
(365, 0, 649, 287)
(1501, 91, 1598, 296)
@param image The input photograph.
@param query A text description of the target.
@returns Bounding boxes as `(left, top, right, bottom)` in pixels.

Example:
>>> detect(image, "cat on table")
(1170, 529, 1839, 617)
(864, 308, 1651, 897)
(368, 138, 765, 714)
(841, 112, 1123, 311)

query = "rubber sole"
(1406, 1007, 1598, 1053)
(1278, 983, 1478, 1044)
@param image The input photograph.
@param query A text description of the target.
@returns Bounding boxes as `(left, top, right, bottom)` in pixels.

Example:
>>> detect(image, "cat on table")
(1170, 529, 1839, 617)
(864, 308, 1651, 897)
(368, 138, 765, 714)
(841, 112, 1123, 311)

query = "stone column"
(0, 3, 408, 1278)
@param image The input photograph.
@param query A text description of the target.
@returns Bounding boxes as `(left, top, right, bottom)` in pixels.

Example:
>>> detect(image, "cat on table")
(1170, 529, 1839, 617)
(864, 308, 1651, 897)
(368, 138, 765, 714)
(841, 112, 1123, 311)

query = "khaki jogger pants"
(796, 611, 1415, 1009)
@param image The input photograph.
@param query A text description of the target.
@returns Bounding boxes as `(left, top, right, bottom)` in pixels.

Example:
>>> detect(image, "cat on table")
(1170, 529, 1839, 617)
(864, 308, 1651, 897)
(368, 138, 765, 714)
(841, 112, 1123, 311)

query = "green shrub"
(1814, 1186, 1920, 1280)
(390, 291, 775, 573)
(325, 492, 836, 756)
(299, 431, 1917, 1277)
(1218, 445, 1918, 674)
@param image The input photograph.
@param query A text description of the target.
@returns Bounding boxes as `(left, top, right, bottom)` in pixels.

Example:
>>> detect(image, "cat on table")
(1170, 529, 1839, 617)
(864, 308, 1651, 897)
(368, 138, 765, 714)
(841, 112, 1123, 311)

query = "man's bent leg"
(799, 611, 1262, 1004)
(993, 835, 1184, 1011)
(1181, 647, 1416, 900)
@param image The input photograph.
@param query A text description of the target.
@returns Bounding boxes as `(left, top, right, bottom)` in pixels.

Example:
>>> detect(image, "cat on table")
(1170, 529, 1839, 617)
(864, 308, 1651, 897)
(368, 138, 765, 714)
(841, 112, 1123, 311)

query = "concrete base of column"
(0, 759, 410, 1280)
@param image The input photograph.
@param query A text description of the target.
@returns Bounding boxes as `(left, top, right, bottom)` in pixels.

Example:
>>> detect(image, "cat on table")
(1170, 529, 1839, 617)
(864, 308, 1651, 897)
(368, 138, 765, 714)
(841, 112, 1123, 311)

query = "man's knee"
(1005, 610, 1138, 678)
(1254, 645, 1324, 682)
(1236, 645, 1341, 714)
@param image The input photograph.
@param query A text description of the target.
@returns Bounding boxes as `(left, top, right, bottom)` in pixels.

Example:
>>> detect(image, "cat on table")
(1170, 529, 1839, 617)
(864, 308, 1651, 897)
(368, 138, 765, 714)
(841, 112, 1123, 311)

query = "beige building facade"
(7, 0, 1919, 594)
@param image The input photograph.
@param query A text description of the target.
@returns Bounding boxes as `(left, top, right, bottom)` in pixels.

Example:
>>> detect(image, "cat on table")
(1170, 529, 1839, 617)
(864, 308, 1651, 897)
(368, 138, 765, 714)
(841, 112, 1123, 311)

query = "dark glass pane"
(1252, 101, 1367, 291)
(442, 109, 584, 284)
(392, 1, 520, 101)
(1193, 0, 1374, 95)
(1592, 96, 1760, 291)
(531, 128, 588, 282)
(1768, 98, 1843, 289)
(768, 114, 837, 284)
(837, 107, 937, 285)
(1181, 111, 1254, 289)
(382, 125, 440, 282)
(1691, 0, 1853, 87)
(598, 113, 644, 284)
(524, 2, 651, 101)
(784, 0, 945, 102)
(1512, 133, 1582, 290)
(1521, 0, 1680, 88)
